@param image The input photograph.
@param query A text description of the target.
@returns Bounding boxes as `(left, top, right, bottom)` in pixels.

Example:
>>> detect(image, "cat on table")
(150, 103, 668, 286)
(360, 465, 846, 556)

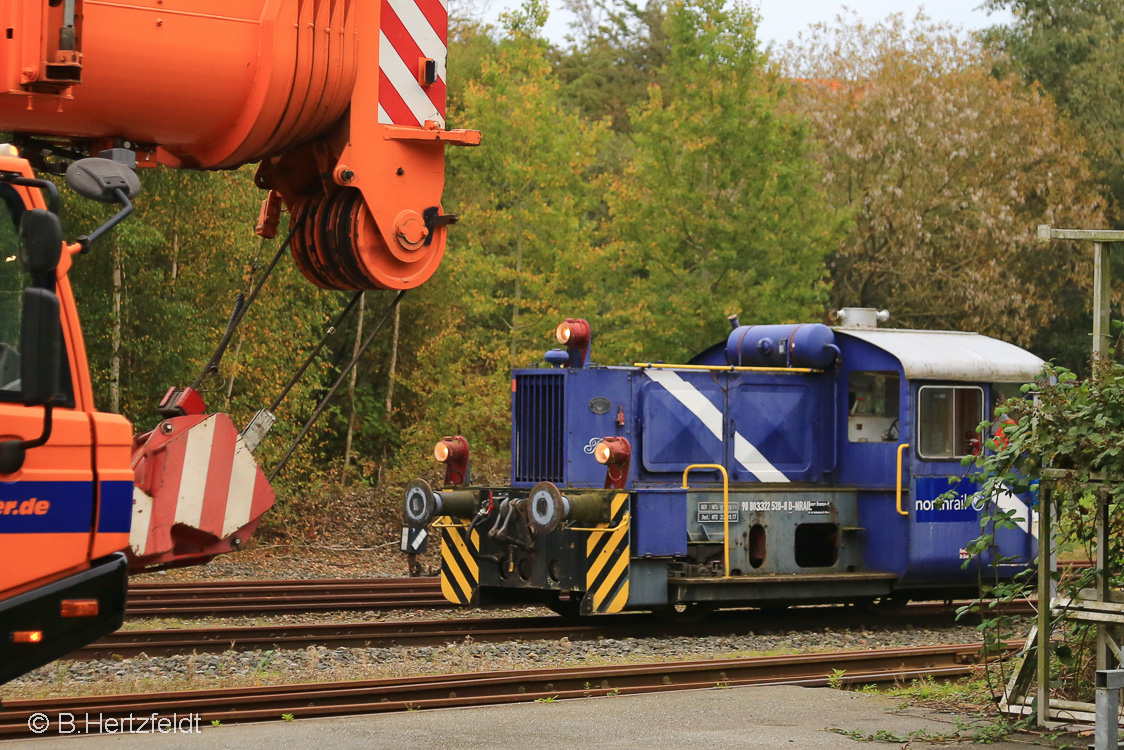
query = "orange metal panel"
(89, 412, 134, 560)
(0, 407, 96, 595)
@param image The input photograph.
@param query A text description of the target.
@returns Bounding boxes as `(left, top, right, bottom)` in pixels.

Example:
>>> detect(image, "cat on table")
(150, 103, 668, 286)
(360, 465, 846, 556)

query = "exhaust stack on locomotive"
(404, 310, 1045, 616)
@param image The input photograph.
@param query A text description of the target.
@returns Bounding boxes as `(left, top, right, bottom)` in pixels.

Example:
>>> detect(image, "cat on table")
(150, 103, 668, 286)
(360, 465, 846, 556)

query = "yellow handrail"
(896, 443, 910, 517)
(635, 363, 820, 374)
(682, 464, 731, 578)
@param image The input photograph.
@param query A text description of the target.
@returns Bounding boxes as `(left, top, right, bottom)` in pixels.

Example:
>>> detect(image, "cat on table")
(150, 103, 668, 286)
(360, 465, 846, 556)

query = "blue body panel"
(96, 481, 134, 535)
(0, 481, 95, 534)
(634, 491, 688, 557)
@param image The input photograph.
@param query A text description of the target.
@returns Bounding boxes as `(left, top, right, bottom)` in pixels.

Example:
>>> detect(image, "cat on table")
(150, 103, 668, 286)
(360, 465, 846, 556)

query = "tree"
(391, 17, 612, 480)
(781, 13, 1106, 352)
(982, 1, 1124, 217)
(596, 0, 845, 363)
(553, 0, 670, 131)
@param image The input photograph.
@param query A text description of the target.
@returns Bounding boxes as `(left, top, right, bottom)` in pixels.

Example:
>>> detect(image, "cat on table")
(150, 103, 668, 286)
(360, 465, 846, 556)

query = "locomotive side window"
(848, 371, 900, 442)
(917, 386, 984, 460)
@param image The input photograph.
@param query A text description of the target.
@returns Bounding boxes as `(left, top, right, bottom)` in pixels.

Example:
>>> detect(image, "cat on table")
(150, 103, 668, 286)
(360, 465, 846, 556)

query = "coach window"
(848, 371, 900, 442)
(917, 385, 984, 460)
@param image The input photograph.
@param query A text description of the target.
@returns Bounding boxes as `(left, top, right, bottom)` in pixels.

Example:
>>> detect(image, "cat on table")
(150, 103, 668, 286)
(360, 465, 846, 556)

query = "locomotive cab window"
(848, 371, 900, 442)
(917, 385, 984, 460)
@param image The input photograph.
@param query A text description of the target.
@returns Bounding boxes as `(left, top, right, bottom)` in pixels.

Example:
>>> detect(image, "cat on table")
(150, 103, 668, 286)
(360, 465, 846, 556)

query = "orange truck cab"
(0, 153, 134, 683)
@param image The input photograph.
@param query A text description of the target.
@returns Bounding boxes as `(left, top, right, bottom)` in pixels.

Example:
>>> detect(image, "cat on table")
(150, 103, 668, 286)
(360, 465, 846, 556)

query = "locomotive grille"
(513, 372, 565, 483)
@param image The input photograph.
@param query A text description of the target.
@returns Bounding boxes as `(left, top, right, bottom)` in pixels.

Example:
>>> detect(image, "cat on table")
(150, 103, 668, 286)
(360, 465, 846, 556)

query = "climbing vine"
(956, 360, 1124, 706)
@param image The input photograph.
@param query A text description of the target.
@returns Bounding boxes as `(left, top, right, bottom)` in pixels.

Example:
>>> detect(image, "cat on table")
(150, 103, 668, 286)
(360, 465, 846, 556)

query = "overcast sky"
(470, 0, 1014, 48)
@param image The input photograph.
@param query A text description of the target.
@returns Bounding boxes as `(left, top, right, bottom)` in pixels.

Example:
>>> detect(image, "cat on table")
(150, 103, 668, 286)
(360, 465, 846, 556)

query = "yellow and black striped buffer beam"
(438, 518, 480, 605)
(582, 492, 630, 615)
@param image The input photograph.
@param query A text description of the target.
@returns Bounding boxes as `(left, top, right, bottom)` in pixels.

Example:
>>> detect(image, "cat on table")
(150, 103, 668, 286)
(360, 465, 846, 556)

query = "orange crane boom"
(0, 0, 479, 290)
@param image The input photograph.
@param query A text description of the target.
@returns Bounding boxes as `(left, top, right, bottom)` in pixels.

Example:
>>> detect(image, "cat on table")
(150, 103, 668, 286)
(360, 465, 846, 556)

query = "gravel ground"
(4, 622, 983, 701)
(118, 605, 556, 631)
(11, 522, 991, 707)
(133, 543, 440, 584)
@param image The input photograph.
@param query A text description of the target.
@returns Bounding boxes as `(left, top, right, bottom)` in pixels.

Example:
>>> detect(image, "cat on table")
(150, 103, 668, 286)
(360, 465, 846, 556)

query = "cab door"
(905, 383, 1035, 581)
(0, 195, 98, 598)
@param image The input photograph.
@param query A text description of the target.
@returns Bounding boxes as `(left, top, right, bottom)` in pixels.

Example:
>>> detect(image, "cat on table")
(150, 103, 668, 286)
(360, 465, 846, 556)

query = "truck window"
(0, 203, 21, 398)
(0, 194, 72, 406)
(848, 371, 900, 442)
(918, 385, 984, 460)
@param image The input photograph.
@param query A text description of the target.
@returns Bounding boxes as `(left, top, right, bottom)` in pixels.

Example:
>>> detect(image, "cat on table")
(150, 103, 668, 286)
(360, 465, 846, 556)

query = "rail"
(79, 602, 1031, 660)
(0, 642, 1018, 737)
(682, 464, 731, 577)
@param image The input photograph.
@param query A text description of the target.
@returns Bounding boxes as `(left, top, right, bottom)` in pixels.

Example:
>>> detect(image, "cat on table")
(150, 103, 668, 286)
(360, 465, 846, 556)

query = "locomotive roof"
(836, 328, 1045, 383)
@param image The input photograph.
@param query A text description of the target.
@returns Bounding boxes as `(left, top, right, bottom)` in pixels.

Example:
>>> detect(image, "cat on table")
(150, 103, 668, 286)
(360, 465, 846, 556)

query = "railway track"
(125, 571, 1068, 620)
(125, 561, 1090, 619)
(80, 602, 1029, 660)
(125, 577, 445, 618)
(0, 642, 1015, 738)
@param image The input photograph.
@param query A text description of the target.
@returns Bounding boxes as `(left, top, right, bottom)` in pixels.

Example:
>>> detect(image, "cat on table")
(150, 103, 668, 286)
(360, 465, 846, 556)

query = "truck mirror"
(18, 209, 63, 276)
(19, 287, 60, 407)
(65, 158, 141, 204)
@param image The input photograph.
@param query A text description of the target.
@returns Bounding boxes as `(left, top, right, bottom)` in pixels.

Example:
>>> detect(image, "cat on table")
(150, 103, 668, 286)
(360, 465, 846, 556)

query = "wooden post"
(1094, 242, 1111, 360)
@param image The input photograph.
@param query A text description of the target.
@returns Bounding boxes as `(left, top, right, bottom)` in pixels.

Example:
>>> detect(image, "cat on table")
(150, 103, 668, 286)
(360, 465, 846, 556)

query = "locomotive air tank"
(726, 323, 839, 369)
(0, 0, 479, 290)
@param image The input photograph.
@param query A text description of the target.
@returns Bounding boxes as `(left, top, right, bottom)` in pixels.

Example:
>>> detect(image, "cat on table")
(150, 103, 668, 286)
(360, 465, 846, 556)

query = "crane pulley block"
(0, 0, 479, 291)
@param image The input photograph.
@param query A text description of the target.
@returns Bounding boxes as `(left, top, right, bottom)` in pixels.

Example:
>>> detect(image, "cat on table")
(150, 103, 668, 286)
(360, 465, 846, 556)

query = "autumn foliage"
(47, 0, 1111, 522)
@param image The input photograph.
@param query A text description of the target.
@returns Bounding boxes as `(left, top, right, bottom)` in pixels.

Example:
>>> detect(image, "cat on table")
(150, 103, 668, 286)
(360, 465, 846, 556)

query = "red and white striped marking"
(378, 0, 447, 128)
(130, 414, 274, 560)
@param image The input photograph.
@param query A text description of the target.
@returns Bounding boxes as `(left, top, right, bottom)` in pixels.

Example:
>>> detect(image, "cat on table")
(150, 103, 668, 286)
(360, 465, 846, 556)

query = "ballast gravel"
(5, 621, 982, 700)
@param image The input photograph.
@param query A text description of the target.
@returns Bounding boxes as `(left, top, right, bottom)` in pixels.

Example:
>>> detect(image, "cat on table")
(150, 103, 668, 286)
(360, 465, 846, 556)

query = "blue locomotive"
(402, 308, 1043, 616)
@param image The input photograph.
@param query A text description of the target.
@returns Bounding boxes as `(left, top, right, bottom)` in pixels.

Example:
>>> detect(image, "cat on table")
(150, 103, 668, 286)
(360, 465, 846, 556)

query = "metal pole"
(1099, 491, 1112, 672)
(1095, 669, 1124, 750)
(1037, 483, 1051, 727)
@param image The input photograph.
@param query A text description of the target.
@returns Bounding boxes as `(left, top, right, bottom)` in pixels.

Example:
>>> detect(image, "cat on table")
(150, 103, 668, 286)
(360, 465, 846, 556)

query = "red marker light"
(12, 631, 42, 643)
(61, 599, 99, 618)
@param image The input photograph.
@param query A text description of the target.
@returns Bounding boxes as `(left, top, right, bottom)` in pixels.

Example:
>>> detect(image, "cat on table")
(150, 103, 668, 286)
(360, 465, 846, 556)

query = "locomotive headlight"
(556, 318, 591, 347)
(594, 437, 631, 465)
(433, 436, 468, 464)
(432, 436, 471, 485)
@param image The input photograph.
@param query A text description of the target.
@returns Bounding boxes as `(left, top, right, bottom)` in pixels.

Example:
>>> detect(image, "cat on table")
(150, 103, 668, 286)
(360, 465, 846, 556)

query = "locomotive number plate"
(697, 502, 738, 523)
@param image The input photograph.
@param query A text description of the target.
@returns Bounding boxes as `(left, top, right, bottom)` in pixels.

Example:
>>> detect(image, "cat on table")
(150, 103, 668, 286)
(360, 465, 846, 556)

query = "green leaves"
(596, 0, 842, 362)
(781, 12, 1104, 350)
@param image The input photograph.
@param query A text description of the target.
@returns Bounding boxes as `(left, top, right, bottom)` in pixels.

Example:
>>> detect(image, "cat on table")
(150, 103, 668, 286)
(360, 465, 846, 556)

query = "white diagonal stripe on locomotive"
(643, 368, 790, 482)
